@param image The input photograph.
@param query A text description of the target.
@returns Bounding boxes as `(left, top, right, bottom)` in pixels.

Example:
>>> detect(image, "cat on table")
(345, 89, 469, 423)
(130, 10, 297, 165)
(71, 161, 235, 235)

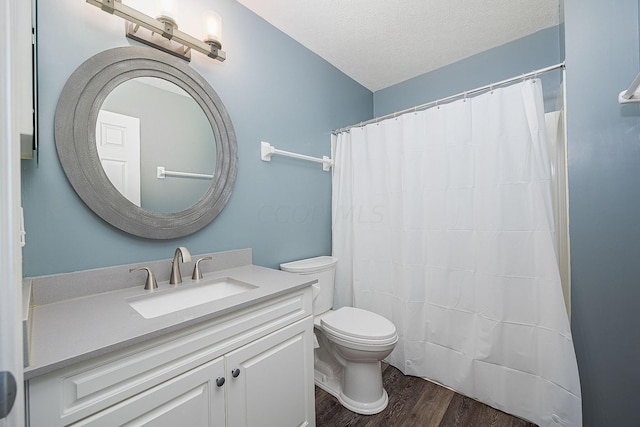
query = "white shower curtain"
(331, 80, 581, 426)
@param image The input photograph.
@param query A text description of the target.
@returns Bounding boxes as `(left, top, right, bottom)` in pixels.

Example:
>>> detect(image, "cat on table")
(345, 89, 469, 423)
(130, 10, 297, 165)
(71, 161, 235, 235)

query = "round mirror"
(55, 47, 237, 239)
(97, 77, 216, 213)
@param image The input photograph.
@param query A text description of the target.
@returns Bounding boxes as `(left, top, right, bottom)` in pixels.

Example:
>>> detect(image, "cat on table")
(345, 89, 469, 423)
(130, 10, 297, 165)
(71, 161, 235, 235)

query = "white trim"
(561, 69, 572, 317)
(0, 0, 25, 425)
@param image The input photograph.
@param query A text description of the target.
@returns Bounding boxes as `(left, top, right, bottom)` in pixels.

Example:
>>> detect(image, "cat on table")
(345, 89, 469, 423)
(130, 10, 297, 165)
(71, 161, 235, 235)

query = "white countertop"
(25, 264, 315, 380)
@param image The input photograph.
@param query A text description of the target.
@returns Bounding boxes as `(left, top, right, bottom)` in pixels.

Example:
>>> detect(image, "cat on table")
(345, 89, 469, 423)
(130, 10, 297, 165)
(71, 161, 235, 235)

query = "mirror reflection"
(97, 77, 216, 213)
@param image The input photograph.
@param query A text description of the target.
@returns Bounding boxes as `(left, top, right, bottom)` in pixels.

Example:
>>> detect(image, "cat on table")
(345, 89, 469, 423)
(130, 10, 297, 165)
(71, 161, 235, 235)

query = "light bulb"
(204, 12, 222, 48)
(157, 0, 175, 22)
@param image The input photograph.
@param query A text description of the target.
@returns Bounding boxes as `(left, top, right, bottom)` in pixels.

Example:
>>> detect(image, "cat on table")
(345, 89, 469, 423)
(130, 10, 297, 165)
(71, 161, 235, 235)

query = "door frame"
(0, 0, 25, 425)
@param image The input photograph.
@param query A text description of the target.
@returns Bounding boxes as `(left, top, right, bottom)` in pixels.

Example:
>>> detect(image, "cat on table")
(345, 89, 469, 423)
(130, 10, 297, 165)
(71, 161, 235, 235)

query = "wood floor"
(315, 364, 537, 427)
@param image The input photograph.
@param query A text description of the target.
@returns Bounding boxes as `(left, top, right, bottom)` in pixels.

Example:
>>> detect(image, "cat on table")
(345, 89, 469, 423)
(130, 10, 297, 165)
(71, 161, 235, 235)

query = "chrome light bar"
(86, 0, 226, 62)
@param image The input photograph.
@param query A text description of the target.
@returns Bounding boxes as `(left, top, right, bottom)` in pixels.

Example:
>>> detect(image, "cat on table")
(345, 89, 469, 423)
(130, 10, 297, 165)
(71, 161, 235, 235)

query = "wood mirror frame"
(55, 46, 237, 239)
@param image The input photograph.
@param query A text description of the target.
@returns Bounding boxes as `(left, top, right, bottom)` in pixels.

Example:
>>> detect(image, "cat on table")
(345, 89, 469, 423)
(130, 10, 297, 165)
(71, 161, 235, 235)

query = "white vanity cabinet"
(69, 357, 227, 426)
(27, 288, 315, 427)
(226, 320, 313, 427)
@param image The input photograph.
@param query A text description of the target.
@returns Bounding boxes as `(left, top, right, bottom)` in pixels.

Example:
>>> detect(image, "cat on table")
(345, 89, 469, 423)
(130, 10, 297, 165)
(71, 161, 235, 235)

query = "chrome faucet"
(169, 246, 192, 285)
(129, 266, 158, 290)
(192, 256, 212, 280)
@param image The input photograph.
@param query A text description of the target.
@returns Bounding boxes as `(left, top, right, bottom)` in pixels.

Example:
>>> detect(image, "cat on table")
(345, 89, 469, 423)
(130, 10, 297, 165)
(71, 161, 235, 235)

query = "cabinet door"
(226, 317, 315, 427)
(70, 357, 226, 427)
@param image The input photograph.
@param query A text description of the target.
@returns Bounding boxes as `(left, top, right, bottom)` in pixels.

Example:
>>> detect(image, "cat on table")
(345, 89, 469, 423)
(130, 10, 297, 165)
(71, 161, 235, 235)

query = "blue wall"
(24, 2, 640, 422)
(373, 26, 563, 116)
(21, 0, 372, 276)
(565, 0, 640, 425)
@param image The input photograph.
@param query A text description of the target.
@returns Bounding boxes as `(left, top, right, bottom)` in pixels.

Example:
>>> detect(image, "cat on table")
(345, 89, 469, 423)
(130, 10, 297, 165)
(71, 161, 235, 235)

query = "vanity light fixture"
(86, 0, 226, 62)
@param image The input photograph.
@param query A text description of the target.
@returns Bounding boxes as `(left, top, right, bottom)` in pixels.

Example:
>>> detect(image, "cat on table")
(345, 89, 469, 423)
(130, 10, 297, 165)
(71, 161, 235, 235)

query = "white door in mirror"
(96, 110, 141, 206)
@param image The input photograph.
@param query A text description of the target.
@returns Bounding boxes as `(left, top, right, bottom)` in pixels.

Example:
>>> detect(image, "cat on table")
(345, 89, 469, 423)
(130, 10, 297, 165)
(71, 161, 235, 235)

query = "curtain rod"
(333, 62, 566, 134)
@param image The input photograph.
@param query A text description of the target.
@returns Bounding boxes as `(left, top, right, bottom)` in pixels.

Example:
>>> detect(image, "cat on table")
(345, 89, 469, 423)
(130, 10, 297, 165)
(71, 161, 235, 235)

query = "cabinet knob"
(231, 368, 241, 378)
(216, 377, 225, 387)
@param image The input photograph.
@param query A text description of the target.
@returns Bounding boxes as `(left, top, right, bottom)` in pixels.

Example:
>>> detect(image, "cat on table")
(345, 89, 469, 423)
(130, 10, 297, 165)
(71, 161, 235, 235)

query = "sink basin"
(127, 277, 258, 319)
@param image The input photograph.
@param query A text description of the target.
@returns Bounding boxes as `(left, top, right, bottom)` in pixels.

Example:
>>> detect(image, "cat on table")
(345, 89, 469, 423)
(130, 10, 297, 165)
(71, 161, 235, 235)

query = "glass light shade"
(157, 0, 175, 21)
(204, 12, 222, 46)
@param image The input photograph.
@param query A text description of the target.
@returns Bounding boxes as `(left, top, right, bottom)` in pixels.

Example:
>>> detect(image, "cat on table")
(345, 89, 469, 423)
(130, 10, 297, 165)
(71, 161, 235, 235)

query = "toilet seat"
(320, 307, 397, 346)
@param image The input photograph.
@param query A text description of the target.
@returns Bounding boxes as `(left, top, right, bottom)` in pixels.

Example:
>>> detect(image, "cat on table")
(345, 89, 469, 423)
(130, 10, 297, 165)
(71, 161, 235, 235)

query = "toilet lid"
(280, 256, 337, 274)
(320, 307, 397, 344)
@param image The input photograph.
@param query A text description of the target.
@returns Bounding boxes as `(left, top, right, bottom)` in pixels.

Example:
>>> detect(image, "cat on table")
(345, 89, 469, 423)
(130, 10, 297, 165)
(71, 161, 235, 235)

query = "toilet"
(280, 256, 398, 415)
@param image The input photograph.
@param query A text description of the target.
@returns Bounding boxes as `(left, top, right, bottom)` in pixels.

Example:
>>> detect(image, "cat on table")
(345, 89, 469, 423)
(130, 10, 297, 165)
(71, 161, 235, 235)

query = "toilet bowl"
(280, 256, 398, 415)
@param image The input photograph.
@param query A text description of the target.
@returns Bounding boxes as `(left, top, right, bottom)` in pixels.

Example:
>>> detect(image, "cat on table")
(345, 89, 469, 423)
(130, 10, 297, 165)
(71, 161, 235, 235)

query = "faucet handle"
(130, 267, 158, 290)
(192, 256, 213, 281)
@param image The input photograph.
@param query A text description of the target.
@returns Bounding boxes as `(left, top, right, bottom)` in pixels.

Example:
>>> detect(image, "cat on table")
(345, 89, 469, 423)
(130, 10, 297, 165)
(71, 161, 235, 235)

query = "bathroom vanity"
(24, 249, 316, 426)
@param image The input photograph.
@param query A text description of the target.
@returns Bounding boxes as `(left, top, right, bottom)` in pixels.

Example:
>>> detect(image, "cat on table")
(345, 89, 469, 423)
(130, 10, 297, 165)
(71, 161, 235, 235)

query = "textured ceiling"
(236, 0, 561, 92)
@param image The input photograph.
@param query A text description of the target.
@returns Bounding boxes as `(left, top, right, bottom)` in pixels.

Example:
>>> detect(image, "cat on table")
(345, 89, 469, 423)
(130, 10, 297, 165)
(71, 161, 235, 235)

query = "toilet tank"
(280, 256, 338, 315)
